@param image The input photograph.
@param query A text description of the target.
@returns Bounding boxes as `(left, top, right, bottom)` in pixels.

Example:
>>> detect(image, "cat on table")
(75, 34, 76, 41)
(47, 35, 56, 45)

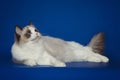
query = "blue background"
(0, 0, 120, 80)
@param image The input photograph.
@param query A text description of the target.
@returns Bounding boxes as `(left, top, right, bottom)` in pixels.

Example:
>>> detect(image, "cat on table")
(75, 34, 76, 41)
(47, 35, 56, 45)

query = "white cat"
(11, 22, 109, 67)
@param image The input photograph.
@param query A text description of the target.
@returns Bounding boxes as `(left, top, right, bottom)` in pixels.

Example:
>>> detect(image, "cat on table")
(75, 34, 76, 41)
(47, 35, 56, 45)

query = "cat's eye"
(27, 30, 31, 34)
(35, 29, 39, 32)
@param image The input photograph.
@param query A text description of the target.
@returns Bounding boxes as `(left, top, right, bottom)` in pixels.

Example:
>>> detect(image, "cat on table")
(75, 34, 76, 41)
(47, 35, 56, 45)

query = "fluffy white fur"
(11, 24, 109, 67)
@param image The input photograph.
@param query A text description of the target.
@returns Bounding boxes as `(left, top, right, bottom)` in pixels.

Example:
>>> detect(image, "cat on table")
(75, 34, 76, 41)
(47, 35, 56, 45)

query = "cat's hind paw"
(87, 55, 109, 63)
(99, 56, 109, 63)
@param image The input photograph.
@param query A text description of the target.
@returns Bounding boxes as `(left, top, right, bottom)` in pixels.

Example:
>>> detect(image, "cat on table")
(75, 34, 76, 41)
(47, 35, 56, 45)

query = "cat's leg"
(86, 53, 109, 62)
(70, 50, 109, 63)
(37, 58, 66, 67)
(37, 52, 66, 67)
(65, 49, 109, 62)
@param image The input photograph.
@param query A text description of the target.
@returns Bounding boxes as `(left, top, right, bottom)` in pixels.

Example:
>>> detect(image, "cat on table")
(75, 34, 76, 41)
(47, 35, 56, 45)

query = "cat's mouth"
(31, 36, 41, 41)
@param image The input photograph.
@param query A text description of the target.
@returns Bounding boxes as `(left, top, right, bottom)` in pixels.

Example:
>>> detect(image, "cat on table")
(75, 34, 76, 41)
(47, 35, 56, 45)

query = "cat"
(11, 22, 109, 67)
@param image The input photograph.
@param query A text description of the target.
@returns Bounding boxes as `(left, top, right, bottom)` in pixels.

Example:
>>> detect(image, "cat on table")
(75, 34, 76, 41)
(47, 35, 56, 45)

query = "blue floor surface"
(0, 54, 120, 80)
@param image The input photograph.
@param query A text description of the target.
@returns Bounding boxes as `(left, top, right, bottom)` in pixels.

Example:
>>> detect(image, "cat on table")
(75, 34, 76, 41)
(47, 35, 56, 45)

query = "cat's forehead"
(23, 25, 36, 31)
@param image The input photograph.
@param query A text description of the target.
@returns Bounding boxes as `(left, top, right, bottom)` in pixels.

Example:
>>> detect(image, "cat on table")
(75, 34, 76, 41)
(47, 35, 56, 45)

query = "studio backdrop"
(0, 0, 120, 64)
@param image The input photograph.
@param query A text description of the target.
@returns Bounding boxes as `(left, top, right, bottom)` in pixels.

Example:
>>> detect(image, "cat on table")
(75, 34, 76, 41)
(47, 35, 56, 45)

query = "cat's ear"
(29, 21, 33, 26)
(15, 26, 22, 35)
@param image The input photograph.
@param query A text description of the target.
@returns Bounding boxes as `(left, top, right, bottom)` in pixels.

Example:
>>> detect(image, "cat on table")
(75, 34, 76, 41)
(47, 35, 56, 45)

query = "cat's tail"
(88, 32, 105, 54)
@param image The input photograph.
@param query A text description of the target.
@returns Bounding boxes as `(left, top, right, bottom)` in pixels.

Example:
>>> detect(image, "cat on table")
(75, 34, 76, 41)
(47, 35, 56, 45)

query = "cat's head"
(15, 22, 42, 44)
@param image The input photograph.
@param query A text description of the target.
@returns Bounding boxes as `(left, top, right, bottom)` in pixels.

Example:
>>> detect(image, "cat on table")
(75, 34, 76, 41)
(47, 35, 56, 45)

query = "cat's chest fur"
(12, 40, 45, 61)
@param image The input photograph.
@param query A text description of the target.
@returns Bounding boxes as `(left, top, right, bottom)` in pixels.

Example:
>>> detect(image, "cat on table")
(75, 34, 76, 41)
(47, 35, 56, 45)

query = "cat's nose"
(36, 33, 39, 36)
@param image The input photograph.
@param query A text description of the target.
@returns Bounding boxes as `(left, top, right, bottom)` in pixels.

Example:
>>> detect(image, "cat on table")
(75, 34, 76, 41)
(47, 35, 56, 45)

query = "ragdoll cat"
(11, 22, 109, 67)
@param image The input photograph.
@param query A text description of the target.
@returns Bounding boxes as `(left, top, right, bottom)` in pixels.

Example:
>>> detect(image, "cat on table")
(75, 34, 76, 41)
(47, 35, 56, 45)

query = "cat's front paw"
(24, 60, 36, 66)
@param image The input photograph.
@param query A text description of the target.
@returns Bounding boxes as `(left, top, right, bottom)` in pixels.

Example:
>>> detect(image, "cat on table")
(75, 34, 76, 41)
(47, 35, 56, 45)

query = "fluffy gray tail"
(88, 32, 105, 54)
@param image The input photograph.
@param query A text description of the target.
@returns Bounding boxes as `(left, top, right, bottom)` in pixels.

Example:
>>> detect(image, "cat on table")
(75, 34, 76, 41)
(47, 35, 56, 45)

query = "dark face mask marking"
(15, 33, 21, 43)
(24, 29, 31, 38)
